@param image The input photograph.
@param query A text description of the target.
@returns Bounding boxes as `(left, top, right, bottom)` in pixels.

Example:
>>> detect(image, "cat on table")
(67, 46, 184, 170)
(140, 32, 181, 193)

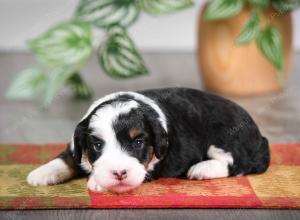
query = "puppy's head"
(72, 98, 168, 193)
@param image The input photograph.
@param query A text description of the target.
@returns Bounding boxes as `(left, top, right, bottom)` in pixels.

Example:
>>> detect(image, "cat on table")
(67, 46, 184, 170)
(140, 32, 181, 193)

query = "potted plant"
(198, 0, 299, 96)
(6, 0, 193, 107)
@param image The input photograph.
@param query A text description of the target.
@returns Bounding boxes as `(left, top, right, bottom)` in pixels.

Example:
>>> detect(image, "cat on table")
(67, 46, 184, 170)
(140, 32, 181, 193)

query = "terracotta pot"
(197, 6, 293, 96)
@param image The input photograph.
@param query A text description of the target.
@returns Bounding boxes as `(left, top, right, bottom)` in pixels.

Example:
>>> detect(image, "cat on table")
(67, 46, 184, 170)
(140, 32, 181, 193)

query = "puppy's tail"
(252, 136, 270, 174)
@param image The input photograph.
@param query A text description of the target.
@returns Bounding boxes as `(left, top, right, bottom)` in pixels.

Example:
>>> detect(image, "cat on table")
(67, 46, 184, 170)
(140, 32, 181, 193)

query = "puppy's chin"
(99, 179, 143, 193)
(107, 183, 138, 193)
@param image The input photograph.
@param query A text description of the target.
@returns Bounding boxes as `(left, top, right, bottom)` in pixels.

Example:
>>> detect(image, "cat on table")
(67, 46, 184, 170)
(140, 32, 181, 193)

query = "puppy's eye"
(132, 139, 144, 148)
(93, 142, 103, 152)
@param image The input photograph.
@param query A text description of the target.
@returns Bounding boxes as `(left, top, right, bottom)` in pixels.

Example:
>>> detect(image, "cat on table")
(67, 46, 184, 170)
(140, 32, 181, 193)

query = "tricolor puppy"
(27, 88, 270, 193)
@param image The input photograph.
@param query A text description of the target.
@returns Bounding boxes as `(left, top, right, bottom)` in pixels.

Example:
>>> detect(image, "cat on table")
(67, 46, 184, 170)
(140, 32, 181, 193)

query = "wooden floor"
(0, 52, 299, 219)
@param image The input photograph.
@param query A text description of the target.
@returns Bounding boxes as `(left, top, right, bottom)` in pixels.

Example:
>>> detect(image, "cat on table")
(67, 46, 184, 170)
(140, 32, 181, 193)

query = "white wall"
(0, 0, 299, 52)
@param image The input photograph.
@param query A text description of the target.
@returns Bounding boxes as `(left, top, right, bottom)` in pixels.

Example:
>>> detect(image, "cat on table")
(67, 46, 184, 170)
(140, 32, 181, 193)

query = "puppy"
(27, 88, 270, 193)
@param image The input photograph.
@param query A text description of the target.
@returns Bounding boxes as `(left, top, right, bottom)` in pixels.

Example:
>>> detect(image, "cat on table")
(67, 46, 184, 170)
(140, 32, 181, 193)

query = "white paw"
(187, 162, 210, 180)
(87, 175, 105, 192)
(187, 160, 228, 180)
(27, 158, 72, 186)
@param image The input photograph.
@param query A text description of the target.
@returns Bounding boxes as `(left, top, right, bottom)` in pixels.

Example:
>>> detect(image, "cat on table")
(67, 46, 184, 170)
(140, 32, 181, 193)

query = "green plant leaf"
(98, 25, 148, 79)
(5, 68, 47, 99)
(43, 67, 74, 107)
(256, 26, 284, 73)
(66, 72, 92, 99)
(75, 0, 139, 28)
(236, 11, 260, 45)
(204, 0, 245, 20)
(249, 0, 270, 8)
(272, 0, 300, 13)
(29, 20, 92, 67)
(137, 0, 193, 15)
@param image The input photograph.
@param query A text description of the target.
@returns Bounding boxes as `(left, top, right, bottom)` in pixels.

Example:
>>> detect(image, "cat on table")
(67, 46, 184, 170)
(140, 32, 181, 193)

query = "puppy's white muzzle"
(91, 153, 147, 193)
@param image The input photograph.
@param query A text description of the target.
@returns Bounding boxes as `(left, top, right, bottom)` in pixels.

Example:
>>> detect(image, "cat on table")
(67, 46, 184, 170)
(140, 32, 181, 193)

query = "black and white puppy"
(27, 88, 270, 193)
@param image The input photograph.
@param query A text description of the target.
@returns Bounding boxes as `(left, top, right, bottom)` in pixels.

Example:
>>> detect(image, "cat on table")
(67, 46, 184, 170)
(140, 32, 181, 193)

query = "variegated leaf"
(98, 25, 148, 78)
(138, 0, 193, 15)
(43, 66, 74, 107)
(66, 72, 92, 99)
(76, 0, 139, 27)
(256, 26, 284, 82)
(205, 0, 245, 20)
(29, 20, 92, 67)
(236, 11, 260, 45)
(6, 68, 47, 99)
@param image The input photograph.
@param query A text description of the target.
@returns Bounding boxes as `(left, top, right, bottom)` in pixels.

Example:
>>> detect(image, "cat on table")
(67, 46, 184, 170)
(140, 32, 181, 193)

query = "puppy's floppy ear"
(146, 115, 168, 159)
(71, 120, 89, 163)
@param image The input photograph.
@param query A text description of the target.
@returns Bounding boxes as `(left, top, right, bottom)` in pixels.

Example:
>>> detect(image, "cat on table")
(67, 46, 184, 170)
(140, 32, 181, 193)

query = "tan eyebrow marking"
(128, 127, 141, 139)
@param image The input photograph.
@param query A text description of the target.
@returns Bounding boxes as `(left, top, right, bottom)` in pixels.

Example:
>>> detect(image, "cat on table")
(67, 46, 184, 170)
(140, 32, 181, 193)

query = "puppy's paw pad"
(27, 159, 71, 186)
(87, 176, 105, 192)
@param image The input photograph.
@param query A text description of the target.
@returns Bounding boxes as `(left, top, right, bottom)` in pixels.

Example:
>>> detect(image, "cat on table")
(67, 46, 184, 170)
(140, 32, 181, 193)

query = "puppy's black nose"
(112, 169, 127, 181)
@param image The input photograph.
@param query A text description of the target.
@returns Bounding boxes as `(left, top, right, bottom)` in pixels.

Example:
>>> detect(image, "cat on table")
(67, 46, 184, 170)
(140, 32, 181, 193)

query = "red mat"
(0, 143, 299, 209)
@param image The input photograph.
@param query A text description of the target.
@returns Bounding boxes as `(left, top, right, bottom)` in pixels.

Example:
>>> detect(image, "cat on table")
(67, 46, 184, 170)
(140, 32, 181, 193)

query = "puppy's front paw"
(87, 175, 105, 192)
(27, 158, 72, 186)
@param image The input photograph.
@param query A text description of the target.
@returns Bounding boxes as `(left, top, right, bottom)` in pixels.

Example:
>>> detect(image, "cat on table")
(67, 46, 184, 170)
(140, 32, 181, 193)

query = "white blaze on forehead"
(89, 100, 139, 141)
(81, 91, 167, 132)
(81, 92, 124, 121)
